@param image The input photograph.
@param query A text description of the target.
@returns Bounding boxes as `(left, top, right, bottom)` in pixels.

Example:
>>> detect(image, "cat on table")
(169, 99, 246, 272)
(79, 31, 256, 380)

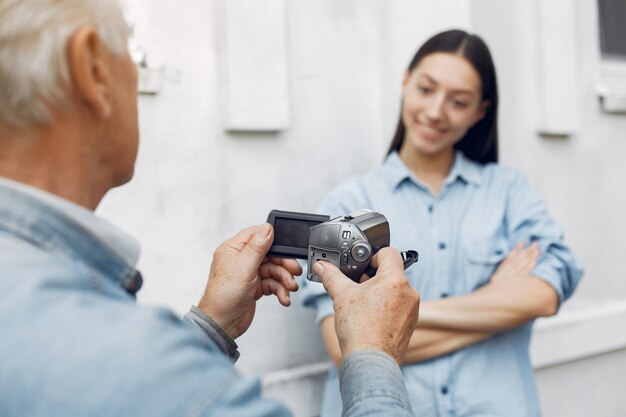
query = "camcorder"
(267, 209, 418, 283)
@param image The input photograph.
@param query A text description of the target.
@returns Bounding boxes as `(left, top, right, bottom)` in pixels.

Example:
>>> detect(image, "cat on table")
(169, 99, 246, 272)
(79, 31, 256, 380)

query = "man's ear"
(66, 27, 112, 118)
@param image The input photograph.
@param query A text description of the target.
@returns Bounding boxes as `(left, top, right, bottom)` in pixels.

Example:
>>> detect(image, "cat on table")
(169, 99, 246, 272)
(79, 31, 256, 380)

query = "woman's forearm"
(321, 274, 557, 366)
(402, 327, 492, 363)
(325, 315, 492, 365)
(418, 275, 558, 332)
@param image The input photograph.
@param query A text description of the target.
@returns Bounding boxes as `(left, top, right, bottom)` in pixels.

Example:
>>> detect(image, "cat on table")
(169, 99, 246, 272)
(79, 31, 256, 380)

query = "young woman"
(300, 29, 583, 417)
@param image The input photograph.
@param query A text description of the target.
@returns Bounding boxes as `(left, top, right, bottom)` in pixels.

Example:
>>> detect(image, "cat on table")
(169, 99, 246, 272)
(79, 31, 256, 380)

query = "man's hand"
(313, 247, 420, 365)
(197, 224, 302, 339)
(490, 241, 540, 283)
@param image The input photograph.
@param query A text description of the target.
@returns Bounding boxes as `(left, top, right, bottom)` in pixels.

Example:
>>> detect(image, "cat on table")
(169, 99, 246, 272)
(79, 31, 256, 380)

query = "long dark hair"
(387, 29, 498, 164)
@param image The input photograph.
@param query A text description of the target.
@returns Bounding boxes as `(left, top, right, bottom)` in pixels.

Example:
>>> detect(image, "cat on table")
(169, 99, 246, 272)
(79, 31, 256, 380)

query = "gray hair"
(0, 0, 129, 128)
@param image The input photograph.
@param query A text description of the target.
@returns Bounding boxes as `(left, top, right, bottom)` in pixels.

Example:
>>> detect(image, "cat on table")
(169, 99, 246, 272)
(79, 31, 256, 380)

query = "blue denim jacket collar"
(0, 178, 142, 295)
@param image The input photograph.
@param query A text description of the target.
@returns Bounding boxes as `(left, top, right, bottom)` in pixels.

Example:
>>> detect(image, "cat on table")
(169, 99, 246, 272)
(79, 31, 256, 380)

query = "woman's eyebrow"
(418, 73, 478, 96)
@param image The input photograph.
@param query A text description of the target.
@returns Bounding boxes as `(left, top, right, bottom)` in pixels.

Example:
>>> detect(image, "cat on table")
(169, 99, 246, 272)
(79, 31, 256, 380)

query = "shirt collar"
(0, 177, 142, 295)
(381, 152, 414, 189)
(383, 151, 483, 190)
(446, 151, 483, 186)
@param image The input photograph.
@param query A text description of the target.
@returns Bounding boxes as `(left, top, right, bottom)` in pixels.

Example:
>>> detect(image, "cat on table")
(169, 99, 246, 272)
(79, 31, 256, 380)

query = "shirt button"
(428, 205, 434, 213)
(441, 386, 448, 395)
(441, 293, 449, 298)
(438, 242, 446, 250)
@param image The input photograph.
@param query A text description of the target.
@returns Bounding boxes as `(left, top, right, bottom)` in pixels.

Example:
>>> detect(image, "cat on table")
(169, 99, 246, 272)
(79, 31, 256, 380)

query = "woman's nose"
(425, 94, 445, 121)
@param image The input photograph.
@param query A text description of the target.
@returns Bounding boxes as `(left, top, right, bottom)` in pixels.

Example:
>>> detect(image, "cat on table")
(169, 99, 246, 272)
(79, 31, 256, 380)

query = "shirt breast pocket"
(465, 236, 509, 290)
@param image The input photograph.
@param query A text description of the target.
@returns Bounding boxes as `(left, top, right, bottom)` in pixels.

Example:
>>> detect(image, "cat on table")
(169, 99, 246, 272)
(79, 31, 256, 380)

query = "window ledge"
(597, 59, 626, 113)
(531, 299, 626, 369)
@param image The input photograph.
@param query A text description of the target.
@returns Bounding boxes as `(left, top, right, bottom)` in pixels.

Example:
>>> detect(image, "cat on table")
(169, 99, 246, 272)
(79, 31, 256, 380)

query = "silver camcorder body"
(267, 209, 417, 283)
(306, 210, 389, 282)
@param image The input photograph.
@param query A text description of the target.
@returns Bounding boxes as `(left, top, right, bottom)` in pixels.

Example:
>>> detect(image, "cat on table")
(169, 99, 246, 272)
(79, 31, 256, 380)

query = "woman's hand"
(490, 241, 540, 283)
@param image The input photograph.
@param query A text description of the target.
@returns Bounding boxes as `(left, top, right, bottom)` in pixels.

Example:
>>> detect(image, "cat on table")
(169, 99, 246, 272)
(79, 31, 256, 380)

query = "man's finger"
(259, 262, 299, 292)
(268, 256, 303, 276)
(368, 247, 403, 272)
(215, 226, 257, 258)
(259, 278, 291, 306)
(359, 273, 372, 284)
(313, 261, 354, 300)
(237, 223, 274, 270)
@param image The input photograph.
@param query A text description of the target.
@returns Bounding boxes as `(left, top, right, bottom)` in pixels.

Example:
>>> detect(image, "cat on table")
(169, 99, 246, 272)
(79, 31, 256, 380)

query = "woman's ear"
(66, 26, 113, 119)
(474, 100, 490, 125)
(402, 69, 411, 88)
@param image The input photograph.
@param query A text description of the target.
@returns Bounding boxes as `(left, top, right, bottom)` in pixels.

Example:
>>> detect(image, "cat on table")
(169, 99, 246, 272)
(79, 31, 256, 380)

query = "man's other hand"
(198, 224, 302, 339)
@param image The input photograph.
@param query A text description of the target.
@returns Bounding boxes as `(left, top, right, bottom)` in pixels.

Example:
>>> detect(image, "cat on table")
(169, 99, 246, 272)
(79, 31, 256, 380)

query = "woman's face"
(401, 52, 487, 158)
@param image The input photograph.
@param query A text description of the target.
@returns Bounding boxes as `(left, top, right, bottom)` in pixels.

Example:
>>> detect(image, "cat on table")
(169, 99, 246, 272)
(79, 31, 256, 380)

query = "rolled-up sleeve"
(183, 305, 241, 362)
(505, 170, 584, 304)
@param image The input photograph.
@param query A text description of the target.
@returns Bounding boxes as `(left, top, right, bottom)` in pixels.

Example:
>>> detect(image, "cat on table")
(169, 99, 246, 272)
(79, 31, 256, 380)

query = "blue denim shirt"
(300, 151, 583, 417)
(0, 178, 414, 417)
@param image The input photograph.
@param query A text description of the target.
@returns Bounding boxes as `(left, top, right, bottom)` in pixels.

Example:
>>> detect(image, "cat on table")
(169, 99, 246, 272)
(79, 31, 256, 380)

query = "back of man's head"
(0, 0, 128, 129)
(0, 0, 139, 209)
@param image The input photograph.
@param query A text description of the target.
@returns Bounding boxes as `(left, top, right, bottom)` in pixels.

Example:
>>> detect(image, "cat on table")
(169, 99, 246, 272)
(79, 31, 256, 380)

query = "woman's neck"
(398, 144, 455, 196)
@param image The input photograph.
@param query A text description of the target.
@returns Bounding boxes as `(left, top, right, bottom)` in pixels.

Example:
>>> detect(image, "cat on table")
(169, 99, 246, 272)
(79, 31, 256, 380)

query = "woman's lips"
(415, 118, 447, 140)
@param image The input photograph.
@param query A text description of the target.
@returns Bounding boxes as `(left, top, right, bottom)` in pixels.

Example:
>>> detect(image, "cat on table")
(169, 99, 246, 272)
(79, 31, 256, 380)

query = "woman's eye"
(417, 85, 431, 94)
(453, 100, 469, 108)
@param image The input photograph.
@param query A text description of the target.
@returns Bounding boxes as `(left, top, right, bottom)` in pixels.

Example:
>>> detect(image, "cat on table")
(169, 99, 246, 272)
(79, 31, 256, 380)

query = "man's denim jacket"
(0, 178, 412, 417)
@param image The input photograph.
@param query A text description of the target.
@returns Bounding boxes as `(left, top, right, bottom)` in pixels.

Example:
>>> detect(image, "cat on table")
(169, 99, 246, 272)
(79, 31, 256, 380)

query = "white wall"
(536, 348, 626, 417)
(98, 1, 626, 416)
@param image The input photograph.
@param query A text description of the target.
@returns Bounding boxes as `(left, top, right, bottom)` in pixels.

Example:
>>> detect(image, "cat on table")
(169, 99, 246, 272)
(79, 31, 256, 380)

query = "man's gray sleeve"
(185, 306, 413, 416)
(340, 350, 414, 416)
(183, 305, 240, 362)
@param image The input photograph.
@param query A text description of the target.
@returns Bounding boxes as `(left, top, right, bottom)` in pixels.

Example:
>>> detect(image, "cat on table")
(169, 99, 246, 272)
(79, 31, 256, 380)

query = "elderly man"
(0, 1, 420, 416)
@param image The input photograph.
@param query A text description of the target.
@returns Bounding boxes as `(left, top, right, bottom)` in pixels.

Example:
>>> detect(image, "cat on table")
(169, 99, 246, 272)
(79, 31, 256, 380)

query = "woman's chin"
(412, 140, 450, 156)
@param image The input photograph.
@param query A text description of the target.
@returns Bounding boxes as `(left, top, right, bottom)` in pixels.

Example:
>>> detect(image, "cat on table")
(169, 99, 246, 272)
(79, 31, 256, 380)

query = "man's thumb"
(239, 223, 273, 264)
(313, 261, 352, 299)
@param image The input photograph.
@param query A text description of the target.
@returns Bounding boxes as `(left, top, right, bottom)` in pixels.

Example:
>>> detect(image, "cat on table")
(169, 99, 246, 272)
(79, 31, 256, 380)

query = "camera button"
(342, 231, 351, 239)
(351, 241, 371, 262)
(342, 241, 349, 247)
